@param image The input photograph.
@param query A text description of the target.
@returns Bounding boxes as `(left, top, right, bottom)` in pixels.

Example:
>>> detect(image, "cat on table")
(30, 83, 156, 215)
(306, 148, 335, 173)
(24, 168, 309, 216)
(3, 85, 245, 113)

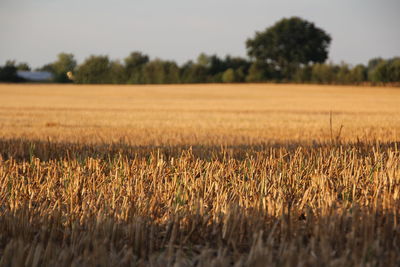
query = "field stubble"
(0, 84, 399, 266)
(0, 83, 399, 144)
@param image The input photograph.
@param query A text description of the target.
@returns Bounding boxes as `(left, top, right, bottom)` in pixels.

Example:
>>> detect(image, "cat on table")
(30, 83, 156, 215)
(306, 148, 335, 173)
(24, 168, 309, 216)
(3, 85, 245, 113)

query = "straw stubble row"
(0, 142, 399, 266)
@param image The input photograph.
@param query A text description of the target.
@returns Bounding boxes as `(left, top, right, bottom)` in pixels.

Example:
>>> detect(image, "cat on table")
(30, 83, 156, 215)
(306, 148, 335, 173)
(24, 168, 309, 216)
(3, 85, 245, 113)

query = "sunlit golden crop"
(0, 84, 399, 266)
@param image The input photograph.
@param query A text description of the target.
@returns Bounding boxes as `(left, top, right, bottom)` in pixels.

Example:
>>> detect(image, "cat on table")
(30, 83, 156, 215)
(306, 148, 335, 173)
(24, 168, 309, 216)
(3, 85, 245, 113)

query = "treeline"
(71, 52, 251, 84)
(291, 57, 400, 85)
(70, 54, 400, 85)
(2, 53, 399, 85)
(1, 17, 399, 85)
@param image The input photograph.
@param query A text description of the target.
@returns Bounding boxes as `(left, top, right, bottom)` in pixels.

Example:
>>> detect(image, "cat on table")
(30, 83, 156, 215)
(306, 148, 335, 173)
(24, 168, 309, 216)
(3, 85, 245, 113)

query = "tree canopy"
(246, 17, 331, 79)
(74, 55, 112, 84)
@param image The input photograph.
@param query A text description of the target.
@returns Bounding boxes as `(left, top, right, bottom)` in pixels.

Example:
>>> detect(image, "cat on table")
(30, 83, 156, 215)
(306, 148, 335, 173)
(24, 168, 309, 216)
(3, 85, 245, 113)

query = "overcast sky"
(1, 0, 399, 68)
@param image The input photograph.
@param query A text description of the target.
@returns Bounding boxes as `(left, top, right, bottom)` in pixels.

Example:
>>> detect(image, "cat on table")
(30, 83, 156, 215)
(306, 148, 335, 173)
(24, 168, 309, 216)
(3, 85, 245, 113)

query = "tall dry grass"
(1, 140, 399, 266)
(0, 84, 399, 266)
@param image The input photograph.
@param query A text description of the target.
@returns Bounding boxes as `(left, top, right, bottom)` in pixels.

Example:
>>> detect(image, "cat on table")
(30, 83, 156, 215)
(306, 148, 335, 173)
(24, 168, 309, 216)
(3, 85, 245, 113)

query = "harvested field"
(0, 83, 399, 144)
(0, 84, 399, 266)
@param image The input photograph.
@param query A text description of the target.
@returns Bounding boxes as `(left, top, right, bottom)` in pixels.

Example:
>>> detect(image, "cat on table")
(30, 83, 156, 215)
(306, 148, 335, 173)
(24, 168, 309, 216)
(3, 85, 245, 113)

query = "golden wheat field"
(0, 83, 399, 266)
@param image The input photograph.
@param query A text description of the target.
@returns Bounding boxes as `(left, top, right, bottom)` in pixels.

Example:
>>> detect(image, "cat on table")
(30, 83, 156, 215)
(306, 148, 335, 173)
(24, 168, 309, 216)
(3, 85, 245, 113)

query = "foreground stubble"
(0, 140, 399, 266)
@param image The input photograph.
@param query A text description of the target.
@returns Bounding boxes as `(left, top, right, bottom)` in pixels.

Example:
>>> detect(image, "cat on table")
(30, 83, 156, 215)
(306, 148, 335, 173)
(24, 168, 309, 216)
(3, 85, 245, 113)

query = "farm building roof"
(17, 71, 53, 81)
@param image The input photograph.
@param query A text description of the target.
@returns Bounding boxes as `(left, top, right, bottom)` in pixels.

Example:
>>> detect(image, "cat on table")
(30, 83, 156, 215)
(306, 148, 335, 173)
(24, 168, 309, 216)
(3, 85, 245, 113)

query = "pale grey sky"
(0, 0, 399, 68)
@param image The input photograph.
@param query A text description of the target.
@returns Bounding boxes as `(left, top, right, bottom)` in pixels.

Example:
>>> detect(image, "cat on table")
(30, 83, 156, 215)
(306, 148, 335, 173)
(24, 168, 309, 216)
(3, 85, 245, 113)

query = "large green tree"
(246, 17, 331, 80)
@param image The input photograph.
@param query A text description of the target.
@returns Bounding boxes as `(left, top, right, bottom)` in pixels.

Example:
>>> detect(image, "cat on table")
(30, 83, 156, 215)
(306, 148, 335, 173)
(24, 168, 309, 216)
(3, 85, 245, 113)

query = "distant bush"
(74, 55, 113, 84)
(0, 61, 25, 82)
(222, 69, 235, 83)
(142, 59, 180, 84)
(366, 57, 400, 84)
(310, 63, 337, 84)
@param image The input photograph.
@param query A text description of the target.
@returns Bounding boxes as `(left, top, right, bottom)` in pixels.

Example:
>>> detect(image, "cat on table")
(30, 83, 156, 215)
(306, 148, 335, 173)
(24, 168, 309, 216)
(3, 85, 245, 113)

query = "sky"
(1, 0, 399, 69)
